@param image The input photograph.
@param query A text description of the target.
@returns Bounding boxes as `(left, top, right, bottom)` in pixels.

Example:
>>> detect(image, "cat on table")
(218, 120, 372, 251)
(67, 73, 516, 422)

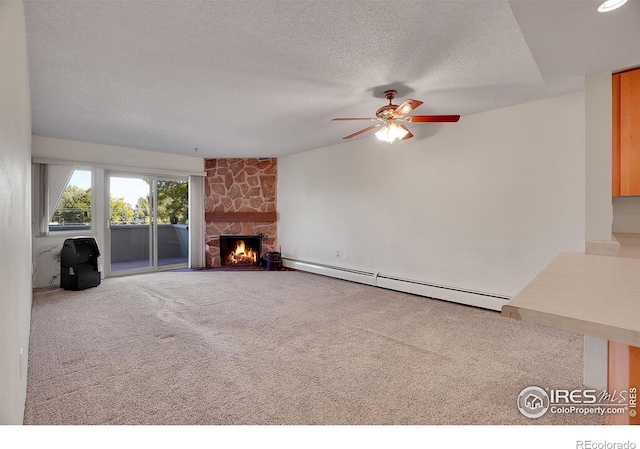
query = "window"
(47, 167, 93, 233)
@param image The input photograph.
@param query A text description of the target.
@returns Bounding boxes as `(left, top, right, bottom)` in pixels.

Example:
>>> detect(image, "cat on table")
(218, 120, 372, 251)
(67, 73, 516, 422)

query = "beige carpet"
(24, 270, 604, 425)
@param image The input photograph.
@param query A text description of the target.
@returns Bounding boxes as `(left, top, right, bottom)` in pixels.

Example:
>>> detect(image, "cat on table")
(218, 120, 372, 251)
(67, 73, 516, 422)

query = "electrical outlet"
(335, 250, 341, 259)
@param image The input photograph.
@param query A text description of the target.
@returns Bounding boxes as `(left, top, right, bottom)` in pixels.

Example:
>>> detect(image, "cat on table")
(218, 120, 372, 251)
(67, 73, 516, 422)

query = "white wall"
(278, 91, 586, 298)
(32, 136, 204, 287)
(32, 135, 205, 174)
(583, 72, 616, 390)
(0, 0, 32, 424)
(585, 72, 614, 242)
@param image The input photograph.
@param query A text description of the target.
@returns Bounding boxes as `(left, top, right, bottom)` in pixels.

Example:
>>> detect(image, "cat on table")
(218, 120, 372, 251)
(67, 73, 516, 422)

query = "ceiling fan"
(332, 90, 460, 143)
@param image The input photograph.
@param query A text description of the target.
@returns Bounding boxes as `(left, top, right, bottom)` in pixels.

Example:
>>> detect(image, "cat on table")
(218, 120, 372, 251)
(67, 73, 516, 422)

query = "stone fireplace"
(204, 158, 277, 267)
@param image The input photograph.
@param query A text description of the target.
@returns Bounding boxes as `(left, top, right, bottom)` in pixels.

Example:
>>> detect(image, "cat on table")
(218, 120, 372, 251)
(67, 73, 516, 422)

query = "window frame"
(34, 163, 97, 237)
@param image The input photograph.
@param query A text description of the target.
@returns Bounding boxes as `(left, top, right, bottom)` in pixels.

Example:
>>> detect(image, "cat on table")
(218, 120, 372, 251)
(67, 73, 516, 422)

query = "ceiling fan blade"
(393, 99, 423, 117)
(397, 123, 414, 140)
(343, 124, 381, 139)
(332, 118, 378, 121)
(404, 115, 460, 123)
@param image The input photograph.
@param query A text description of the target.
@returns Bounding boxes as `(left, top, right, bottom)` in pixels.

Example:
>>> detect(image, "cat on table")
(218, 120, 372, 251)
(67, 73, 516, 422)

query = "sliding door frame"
(104, 171, 189, 277)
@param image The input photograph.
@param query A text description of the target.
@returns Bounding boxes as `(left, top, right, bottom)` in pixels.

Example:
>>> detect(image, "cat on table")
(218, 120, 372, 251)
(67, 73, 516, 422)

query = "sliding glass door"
(108, 174, 152, 272)
(107, 173, 189, 275)
(156, 178, 189, 267)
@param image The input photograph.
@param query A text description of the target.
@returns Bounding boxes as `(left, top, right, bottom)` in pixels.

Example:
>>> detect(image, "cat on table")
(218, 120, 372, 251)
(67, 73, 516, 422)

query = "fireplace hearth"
(220, 235, 263, 267)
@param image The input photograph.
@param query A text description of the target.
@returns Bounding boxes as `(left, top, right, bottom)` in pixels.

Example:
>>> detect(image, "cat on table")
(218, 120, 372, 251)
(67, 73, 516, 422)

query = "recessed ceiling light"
(598, 0, 628, 13)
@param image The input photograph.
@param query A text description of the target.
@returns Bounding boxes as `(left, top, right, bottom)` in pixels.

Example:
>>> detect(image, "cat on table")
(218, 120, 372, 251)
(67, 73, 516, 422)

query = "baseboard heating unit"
(282, 258, 510, 312)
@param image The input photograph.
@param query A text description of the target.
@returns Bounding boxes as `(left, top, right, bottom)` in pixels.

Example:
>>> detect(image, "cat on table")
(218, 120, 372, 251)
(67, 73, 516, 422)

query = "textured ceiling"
(24, 0, 640, 158)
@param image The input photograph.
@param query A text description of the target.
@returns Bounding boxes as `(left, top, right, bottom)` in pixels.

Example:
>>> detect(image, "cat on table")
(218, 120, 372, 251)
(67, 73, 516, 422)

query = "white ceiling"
(24, 0, 640, 158)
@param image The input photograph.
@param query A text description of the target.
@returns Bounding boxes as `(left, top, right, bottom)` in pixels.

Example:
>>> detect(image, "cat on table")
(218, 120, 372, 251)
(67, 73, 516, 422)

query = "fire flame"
(226, 240, 257, 265)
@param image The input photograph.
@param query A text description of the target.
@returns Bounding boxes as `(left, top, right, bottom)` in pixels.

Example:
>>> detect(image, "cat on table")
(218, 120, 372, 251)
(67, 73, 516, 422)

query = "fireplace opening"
(220, 235, 262, 266)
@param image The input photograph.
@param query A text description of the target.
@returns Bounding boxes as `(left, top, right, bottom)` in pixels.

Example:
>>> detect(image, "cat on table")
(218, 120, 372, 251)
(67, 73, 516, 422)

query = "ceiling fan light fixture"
(597, 0, 627, 13)
(332, 90, 459, 141)
(375, 121, 409, 143)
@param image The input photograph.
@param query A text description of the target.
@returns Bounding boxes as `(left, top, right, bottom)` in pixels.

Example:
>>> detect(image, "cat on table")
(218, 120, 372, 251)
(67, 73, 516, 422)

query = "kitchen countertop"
(502, 251, 640, 347)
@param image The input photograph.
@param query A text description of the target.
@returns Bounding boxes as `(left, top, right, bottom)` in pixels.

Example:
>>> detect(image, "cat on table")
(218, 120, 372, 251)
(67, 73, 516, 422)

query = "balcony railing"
(110, 224, 188, 270)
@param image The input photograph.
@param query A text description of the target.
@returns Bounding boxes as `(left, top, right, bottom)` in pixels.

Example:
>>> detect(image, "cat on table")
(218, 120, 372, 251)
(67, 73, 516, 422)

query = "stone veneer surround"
(204, 158, 277, 267)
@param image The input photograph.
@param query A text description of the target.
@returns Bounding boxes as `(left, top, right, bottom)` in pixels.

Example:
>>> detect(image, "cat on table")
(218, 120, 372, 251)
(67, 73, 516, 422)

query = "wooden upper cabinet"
(613, 68, 640, 197)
